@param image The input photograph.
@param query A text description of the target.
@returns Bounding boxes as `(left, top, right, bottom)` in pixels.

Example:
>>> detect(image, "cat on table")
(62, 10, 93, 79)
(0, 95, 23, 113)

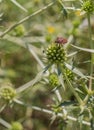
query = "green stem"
(64, 74, 83, 105)
(87, 13, 94, 90)
(14, 99, 91, 126)
(0, 118, 11, 129)
(0, 2, 55, 38)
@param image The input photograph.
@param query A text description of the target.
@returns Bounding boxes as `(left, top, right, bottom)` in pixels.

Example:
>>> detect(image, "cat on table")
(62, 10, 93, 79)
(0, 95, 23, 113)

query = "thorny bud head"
(82, 0, 94, 13)
(49, 73, 60, 88)
(46, 41, 67, 64)
(8, 122, 23, 130)
(0, 85, 16, 102)
(64, 68, 74, 81)
(14, 25, 25, 37)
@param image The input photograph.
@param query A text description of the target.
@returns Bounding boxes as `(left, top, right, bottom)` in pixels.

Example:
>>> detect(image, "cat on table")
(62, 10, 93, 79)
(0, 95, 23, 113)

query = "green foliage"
(0, 0, 94, 130)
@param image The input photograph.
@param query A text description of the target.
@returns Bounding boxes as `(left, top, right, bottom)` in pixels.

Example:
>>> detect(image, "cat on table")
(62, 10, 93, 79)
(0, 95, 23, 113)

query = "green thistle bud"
(0, 85, 16, 102)
(82, 0, 94, 13)
(46, 43, 67, 64)
(13, 25, 25, 36)
(64, 68, 74, 80)
(49, 73, 60, 87)
(8, 122, 23, 130)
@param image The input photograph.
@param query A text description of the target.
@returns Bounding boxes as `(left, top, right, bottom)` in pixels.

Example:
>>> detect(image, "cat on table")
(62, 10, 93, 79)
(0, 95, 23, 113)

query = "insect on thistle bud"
(55, 37, 68, 44)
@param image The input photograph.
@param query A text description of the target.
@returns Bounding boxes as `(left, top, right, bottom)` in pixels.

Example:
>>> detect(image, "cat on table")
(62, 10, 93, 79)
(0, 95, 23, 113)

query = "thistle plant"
(0, 0, 94, 130)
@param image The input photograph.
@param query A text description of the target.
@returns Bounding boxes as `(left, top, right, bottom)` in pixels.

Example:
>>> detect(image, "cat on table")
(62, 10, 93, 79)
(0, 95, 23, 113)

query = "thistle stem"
(0, 118, 11, 129)
(64, 74, 83, 105)
(55, 90, 67, 116)
(14, 99, 91, 126)
(87, 13, 94, 90)
(0, 2, 55, 38)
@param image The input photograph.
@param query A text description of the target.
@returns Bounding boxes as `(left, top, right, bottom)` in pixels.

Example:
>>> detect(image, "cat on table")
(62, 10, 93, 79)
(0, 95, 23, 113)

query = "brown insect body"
(55, 37, 67, 44)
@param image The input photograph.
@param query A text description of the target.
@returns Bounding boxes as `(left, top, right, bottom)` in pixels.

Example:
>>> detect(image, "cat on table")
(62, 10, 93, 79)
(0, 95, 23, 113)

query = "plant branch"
(87, 14, 94, 90)
(0, 118, 11, 129)
(55, 90, 67, 117)
(16, 70, 44, 93)
(0, 2, 55, 38)
(64, 74, 83, 104)
(14, 99, 91, 126)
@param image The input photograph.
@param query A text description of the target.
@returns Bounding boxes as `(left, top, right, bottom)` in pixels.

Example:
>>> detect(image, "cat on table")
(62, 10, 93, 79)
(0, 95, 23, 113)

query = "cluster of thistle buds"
(46, 37, 67, 64)
(82, 0, 94, 13)
(0, 84, 16, 102)
(46, 37, 74, 87)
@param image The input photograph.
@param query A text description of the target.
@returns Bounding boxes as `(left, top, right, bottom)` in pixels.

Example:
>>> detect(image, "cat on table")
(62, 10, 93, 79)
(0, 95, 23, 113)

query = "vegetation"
(0, 0, 94, 130)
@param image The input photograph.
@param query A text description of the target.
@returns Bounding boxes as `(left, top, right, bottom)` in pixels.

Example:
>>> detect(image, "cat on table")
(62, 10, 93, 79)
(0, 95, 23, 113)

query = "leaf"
(78, 114, 84, 129)
(75, 88, 84, 94)
(57, 65, 65, 90)
(67, 51, 79, 57)
(58, 0, 68, 18)
(14, 99, 26, 106)
(71, 44, 94, 53)
(16, 70, 44, 93)
(0, 104, 6, 113)
(26, 43, 45, 69)
(0, 118, 11, 129)
(0, 39, 22, 54)
(0, 13, 3, 17)
(62, 7, 68, 18)
(65, 63, 87, 79)
(10, 0, 28, 12)
(43, 64, 52, 73)
(58, 74, 65, 90)
(58, 101, 76, 107)
(90, 119, 94, 130)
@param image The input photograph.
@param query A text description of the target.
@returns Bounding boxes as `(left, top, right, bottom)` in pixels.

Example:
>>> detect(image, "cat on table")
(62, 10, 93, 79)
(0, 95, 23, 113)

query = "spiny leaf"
(65, 63, 87, 79)
(16, 70, 44, 93)
(62, 7, 68, 18)
(90, 119, 94, 130)
(10, 0, 28, 12)
(58, 101, 77, 107)
(71, 44, 94, 53)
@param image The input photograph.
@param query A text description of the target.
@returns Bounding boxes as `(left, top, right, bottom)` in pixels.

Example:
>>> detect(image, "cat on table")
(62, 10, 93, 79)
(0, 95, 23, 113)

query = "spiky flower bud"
(49, 73, 60, 87)
(46, 43, 67, 64)
(64, 68, 74, 80)
(0, 85, 16, 102)
(8, 122, 23, 130)
(13, 25, 25, 36)
(82, 0, 94, 13)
